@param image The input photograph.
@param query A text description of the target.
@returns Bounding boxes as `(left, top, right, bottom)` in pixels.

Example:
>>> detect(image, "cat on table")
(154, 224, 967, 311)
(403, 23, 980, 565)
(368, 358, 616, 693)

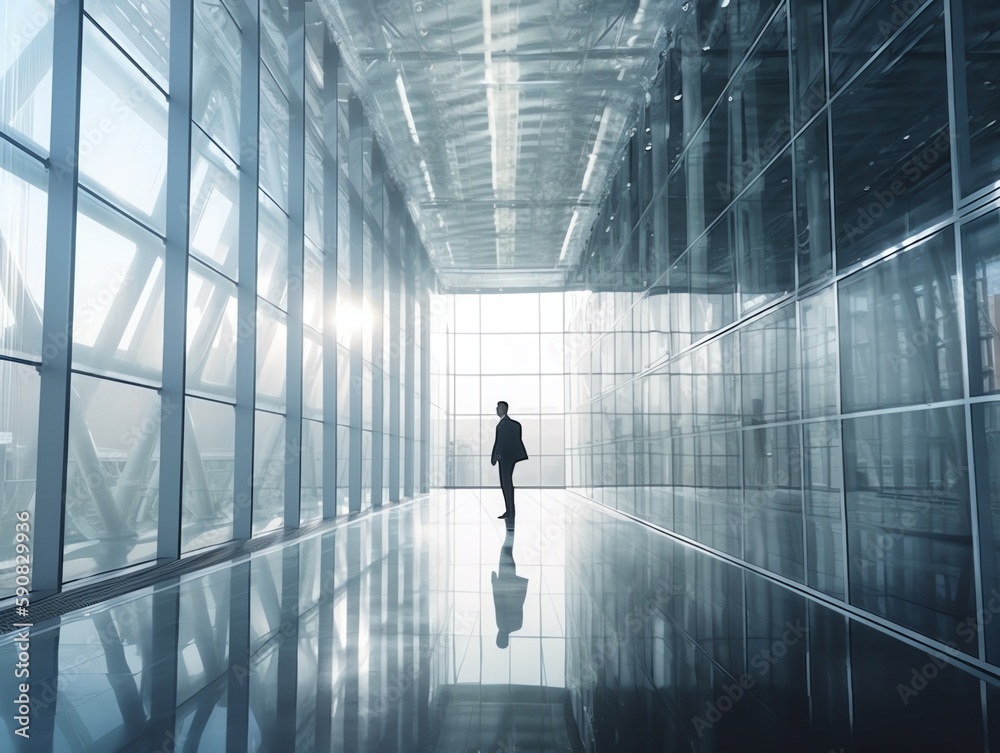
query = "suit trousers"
(498, 462, 516, 516)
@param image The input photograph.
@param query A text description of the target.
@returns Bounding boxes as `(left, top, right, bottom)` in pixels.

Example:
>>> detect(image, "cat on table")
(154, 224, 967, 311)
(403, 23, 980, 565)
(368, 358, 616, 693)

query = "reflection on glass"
(839, 231, 961, 412)
(803, 420, 844, 598)
(0, 361, 39, 597)
(256, 300, 287, 411)
(794, 113, 832, 286)
(193, 0, 241, 159)
(86, 0, 170, 90)
(959, 2, 1000, 196)
(182, 397, 235, 554)
(64, 374, 160, 581)
(190, 128, 240, 280)
(0, 140, 47, 359)
(79, 20, 168, 230)
(73, 197, 165, 382)
(301, 419, 323, 523)
(187, 261, 238, 399)
(736, 153, 795, 313)
(800, 288, 837, 419)
(963, 209, 1000, 396)
(844, 406, 974, 649)
(832, 5, 950, 269)
(252, 410, 285, 535)
(0, 0, 54, 150)
(259, 64, 290, 209)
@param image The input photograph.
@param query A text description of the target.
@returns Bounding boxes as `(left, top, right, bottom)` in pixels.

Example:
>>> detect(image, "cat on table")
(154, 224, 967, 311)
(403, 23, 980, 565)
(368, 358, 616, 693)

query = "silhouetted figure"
(491, 401, 529, 519)
(491, 522, 528, 649)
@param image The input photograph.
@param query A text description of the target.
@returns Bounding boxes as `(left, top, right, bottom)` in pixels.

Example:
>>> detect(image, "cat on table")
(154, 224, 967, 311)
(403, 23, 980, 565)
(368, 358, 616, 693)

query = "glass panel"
(303, 331, 323, 420)
(64, 374, 160, 581)
(480, 294, 539, 333)
(744, 423, 803, 581)
(963, 209, 1000, 396)
(741, 304, 798, 425)
(789, 0, 826, 130)
(974, 402, 1000, 664)
(540, 334, 564, 374)
(959, 1, 1000, 196)
(803, 420, 844, 598)
(0, 140, 47, 360)
(800, 287, 838, 419)
(336, 344, 349, 422)
(259, 64, 289, 209)
(840, 231, 962, 412)
(86, 0, 170, 90)
(1, 0, 54, 151)
(454, 334, 480, 374)
(794, 113, 833, 287)
(481, 375, 541, 414)
(256, 301, 287, 411)
(827, 0, 928, 93)
(727, 6, 789, 196)
(0, 360, 39, 597)
(187, 261, 238, 399)
(735, 152, 795, 314)
(252, 410, 285, 535)
(192, 0, 241, 159)
(480, 334, 540, 374)
(74, 197, 165, 382)
(539, 293, 563, 331)
(300, 419, 322, 524)
(844, 406, 974, 650)
(181, 397, 234, 554)
(258, 190, 289, 309)
(79, 19, 168, 230)
(190, 128, 240, 280)
(260, 0, 290, 95)
(303, 241, 324, 333)
(831, 5, 951, 270)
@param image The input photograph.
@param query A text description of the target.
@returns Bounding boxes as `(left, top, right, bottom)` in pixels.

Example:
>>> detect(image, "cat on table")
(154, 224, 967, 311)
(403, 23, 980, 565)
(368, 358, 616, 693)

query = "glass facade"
(566, 0, 1000, 664)
(431, 293, 568, 488)
(0, 0, 432, 597)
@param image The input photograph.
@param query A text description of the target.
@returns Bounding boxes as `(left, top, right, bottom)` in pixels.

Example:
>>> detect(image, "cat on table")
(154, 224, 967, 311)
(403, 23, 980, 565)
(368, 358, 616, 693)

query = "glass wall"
(0, 0, 432, 597)
(566, 0, 1000, 665)
(431, 293, 567, 488)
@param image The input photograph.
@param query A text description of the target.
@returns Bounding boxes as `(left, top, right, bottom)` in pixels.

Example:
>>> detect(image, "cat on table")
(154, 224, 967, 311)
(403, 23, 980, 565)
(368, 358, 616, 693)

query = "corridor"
(0, 491, 990, 752)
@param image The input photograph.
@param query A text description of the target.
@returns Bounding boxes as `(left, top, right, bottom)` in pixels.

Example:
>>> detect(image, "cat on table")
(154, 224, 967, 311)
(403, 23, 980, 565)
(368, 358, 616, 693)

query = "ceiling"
(317, 0, 675, 291)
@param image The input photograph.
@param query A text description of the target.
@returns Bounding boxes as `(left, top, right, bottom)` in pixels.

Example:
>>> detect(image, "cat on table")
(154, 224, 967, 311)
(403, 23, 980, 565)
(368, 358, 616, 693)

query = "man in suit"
(491, 401, 528, 519)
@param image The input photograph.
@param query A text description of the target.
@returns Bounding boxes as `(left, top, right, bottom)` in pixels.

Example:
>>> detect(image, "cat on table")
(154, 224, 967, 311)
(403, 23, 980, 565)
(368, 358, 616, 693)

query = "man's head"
(496, 401, 508, 418)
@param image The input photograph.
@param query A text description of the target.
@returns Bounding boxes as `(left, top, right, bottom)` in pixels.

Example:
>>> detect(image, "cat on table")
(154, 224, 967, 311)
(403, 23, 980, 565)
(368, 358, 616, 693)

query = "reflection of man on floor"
(492, 522, 529, 649)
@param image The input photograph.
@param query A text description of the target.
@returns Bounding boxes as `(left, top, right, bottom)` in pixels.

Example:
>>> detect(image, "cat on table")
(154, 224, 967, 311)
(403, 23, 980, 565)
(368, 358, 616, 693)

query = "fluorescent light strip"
(395, 72, 420, 145)
(582, 104, 612, 192)
(559, 209, 580, 263)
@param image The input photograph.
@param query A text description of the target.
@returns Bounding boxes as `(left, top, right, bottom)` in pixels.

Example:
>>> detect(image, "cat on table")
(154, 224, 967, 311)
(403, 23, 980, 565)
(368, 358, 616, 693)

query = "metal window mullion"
(404, 223, 416, 498)
(388, 201, 401, 502)
(284, 0, 306, 527)
(322, 34, 340, 519)
(371, 142, 384, 508)
(33, 0, 84, 595)
(158, 0, 194, 562)
(420, 282, 431, 493)
(233, 0, 260, 542)
(348, 95, 364, 513)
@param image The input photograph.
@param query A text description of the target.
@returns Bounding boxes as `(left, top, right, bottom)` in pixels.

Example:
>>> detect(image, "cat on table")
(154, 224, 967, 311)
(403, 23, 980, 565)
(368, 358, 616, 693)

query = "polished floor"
(1, 490, 996, 752)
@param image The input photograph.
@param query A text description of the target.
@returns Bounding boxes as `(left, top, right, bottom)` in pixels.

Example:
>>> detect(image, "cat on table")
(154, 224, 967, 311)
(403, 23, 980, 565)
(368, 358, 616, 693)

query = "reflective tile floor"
(2, 490, 998, 752)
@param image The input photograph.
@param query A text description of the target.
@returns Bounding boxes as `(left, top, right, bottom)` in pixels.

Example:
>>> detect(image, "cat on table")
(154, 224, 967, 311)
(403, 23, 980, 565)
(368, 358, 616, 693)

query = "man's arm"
(491, 423, 500, 465)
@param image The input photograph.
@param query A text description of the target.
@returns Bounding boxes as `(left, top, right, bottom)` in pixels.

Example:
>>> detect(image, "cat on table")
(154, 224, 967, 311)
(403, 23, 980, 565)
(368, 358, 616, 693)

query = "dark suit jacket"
(492, 416, 529, 466)
(491, 570, 529, 636)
